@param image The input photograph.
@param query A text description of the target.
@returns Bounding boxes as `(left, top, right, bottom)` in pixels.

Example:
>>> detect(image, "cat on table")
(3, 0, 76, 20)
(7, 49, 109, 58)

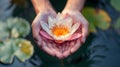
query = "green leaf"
(11, 28, 19, 38)
(89, 22, 97, 33)
(82, 7, 97, 24)
(0, 17, 30, 40)
(82, 7, 111, 33)
(82, 7, 97, 33)
(7, 17, 30, 38)
(0, 39, 34, 64)
(13, 39, 34, 62)
(94, 9, 111, 30)
(111, 0, 120, 11)
(0, 41, 14, 64)
(114, 17, 120, 30)
(0, 21, 9, 41)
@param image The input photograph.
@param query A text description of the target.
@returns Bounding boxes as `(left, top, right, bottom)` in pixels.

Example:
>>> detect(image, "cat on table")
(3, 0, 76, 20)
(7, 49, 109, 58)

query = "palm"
(32, 11, 72, 59)
(62, 10, 89, 57)
(32, 10, 88, 59)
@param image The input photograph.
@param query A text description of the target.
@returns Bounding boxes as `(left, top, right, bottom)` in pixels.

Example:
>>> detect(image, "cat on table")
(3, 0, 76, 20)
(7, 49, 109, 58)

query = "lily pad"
(0, 41, 14, 64)
(89, 22, 97, 33)
(114, 18, 120, 29)
(7, 17, 30, 38)
(111, 0, 120, 11)
(0, 21, 9, 41)
(82, 7, 111, 33)
(0, 39, 34, 64)
(0, 17, 30, 40)
(94, 9, 111, 30)
(114, 17, 120, 34)
(82, 7, 97, 32)
(13, 39, 34, 62)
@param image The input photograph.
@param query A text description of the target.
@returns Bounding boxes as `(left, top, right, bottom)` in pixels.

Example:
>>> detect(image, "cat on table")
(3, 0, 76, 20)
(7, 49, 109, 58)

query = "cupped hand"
(32, 9, 89, 59)
(61, 9, 89, 58)
(32, 10, 64, 59)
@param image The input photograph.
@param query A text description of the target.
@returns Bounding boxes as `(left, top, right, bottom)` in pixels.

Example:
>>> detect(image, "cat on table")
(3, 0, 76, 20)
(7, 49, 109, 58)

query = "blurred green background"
(0, 0, 120, 67)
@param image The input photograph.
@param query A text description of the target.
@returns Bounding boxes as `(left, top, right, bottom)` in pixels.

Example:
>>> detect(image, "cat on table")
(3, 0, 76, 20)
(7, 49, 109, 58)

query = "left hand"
(62, 9, 89, 58)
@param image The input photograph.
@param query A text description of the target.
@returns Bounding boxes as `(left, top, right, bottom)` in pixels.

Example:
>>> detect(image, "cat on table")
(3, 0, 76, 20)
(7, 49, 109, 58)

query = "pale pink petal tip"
(39, 31, 53, 40)
(67, 33, 82, 41)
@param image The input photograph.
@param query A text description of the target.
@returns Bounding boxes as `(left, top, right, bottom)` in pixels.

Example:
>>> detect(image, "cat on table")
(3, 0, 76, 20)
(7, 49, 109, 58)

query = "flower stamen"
(51, 24, 69, 37)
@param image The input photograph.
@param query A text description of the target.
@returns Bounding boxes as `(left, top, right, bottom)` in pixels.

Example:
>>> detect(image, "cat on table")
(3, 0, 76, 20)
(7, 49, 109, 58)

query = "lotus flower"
(39, 13, 82, 58)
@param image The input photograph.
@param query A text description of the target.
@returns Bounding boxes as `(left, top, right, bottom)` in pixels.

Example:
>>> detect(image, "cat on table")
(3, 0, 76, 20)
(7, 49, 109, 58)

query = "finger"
(52, 43, 63, 59)
(63, 42, 70, 56)
(63, 46, 71, 58)
(54, 49, 63, 59)
(81, 23, 89, 43)
(37, 40, 42, 47)
(33, 34, 43, 46)
(79, 14, 89, 43)
(69, 41, 75, 50)
(32, 13, 47, 36)
(32, 14, 44, 46)
(31, 21, 41, 40)
(31, 22, 40, 38)
(42, 41, 55, 56)
(62, 43, 66, 52)
(33, 30, 42, 46)
(46, 42, 53, 48)
(81, 25, 88, 43)
(63, 41, 74, 58)
(63, 49, 70, 58)
(71, 39, 81, 53)
(47, 42, 63, 59)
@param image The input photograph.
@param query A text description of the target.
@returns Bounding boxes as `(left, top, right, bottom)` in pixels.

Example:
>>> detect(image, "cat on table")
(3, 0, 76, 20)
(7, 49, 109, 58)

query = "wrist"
(32, 0, 53, 14)
(38, 8, 54, 14)
(64, 5, 84, 12)
(63, 8, 80, 12)
(64, 0, 85, 11)
(62, 9, 80, 14)
(38, 7, 54, 13)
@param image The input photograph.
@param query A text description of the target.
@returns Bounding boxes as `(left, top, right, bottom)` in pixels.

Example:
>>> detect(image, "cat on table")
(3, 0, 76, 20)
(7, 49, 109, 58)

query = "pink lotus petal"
(39, 31, 53, 40)
(67, 33, 82, 41)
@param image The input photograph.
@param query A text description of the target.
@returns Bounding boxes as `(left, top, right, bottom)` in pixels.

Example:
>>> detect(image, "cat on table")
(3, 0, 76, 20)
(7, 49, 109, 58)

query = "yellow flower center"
(19, 41, 33, 55)
(51, 24, 69, 37)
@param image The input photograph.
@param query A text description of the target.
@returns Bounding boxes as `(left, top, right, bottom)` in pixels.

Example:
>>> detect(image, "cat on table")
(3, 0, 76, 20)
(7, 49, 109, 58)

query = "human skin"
(62, 0, 89, 57)
(31, 0, 88, 59)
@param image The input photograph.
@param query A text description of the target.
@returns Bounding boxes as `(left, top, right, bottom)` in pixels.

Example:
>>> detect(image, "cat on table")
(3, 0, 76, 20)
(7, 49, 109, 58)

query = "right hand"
(32, 9, 65, 59)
